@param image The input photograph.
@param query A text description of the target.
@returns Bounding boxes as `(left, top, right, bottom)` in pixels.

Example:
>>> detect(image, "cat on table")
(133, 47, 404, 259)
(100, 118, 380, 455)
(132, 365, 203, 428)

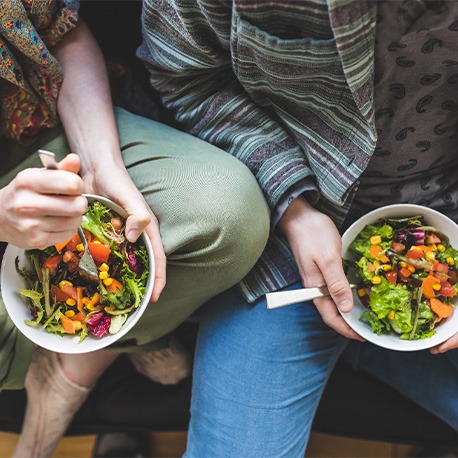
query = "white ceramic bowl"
(1, 194, 154, 354)
(341, 204, 458, 351)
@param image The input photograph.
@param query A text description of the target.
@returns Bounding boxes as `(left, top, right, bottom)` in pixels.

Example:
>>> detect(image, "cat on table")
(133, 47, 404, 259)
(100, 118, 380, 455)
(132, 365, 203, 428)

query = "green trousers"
(0, 108, 270, 389)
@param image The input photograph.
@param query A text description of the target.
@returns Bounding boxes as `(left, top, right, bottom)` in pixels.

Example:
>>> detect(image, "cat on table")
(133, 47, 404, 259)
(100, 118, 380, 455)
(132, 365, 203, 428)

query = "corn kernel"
(59, 280, 73, 288)
(64, 310, 75, 318)
(82, 297, 89, 305)
(432, 283, 442, 291)
(382, 265, 392, 271)
(99, 263, 109, 272)
(104, 304, 116, 312)
(370, 235, 382, 245)
(446, 256, 455, 265)
(388, 310, 396, 320)
(371, 276, 382, 285)
(437, 244, 446, 252)
(65, 298, 76, 306)
(407, 265, 415, 273)
(73, 321, 82, 331)
(99, 271, 109, 280)
(357, 288, 366, 297)
(76, 243, 84, 252)
(92, 240, 102, 245)
(399, 261, 407, 268)
(103, 278, 113, 286)
(429, 243, 437, 252)
(425, 251, 436, 261)
(86, 304, 96, 311)
(373, 260, 381, 268)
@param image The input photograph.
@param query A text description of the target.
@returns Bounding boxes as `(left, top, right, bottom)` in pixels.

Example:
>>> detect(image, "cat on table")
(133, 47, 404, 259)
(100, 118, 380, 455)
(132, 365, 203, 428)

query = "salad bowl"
(341, 204, 458, 351)
(1, 194, 155, 354)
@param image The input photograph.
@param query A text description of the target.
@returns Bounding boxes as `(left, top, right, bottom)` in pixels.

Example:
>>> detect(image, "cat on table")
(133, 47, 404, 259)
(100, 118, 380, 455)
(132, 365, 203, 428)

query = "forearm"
(52, 19, 123, 173)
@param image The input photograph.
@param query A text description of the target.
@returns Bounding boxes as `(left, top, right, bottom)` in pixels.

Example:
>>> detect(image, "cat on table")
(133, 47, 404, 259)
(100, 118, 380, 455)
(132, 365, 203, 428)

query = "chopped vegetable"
(15, 200, 150, 343)
(349, 215, 457, 340)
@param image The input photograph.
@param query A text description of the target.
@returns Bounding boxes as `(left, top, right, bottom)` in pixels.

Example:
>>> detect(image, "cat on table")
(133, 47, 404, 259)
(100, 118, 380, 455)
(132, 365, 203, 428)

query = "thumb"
(124, 206, 152, 243)
(57, 153, 81, 175)
(323, 267, 354, 313)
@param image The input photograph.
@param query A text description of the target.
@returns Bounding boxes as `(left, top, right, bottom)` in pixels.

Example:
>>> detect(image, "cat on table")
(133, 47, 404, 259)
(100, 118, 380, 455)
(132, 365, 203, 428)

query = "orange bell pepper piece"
(430, 298, 453, 319)
(369, 245, 389, 263)
(422, 275, 441, 299)
(107, 279, 124, 294)
(60, 313, 77, 334)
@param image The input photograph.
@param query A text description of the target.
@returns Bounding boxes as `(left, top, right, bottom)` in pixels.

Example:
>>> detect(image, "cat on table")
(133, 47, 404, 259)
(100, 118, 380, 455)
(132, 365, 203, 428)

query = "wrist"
(78, 146, 124, 177)
(278, 195, 320, 236)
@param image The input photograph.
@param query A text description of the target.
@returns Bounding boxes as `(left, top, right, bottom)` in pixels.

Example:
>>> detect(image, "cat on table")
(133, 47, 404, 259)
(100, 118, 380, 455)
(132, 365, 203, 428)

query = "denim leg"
(186, 282, 348, 458)
(342, 341, 458, 431)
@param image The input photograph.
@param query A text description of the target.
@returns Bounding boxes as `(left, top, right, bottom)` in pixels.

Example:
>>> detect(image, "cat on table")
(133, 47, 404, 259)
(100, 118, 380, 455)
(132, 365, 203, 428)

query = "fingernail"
(125, 230, 139, 242)
(338, 299, 352, 311)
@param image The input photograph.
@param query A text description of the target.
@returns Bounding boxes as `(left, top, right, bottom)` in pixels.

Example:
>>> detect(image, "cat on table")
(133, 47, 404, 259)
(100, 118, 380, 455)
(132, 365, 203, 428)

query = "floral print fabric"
(0, 0, 79, 143)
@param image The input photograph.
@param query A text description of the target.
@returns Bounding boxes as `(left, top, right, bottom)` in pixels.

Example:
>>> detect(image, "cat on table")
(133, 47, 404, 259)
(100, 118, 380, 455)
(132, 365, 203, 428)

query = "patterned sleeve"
(138, 0, 317, 218)
(36, 0, 80, 47)
(0, 0, 80, 142)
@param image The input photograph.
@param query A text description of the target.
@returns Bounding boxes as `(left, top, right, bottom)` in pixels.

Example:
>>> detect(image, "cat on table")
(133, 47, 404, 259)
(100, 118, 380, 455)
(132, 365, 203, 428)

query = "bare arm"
(51, 19, 166, 301)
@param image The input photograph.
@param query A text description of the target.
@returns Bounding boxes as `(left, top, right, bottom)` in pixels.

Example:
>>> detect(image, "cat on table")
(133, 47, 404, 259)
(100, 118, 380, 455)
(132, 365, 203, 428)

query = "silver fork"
(37, 149, 99, 280)
(76, 227, 99, 281)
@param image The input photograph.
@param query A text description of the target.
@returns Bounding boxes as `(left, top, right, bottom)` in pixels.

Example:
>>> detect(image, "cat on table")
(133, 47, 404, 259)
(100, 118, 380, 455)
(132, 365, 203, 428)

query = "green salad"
(15, 200, 150, 343)
(349, 215, 458, 340)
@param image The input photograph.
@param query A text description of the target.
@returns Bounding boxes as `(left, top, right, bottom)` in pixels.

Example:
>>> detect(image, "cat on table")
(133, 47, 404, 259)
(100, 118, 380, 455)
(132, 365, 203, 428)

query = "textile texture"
(138, 0, 378, 301)
(0, 107, 270, 388)
(0, 0, 79, 142)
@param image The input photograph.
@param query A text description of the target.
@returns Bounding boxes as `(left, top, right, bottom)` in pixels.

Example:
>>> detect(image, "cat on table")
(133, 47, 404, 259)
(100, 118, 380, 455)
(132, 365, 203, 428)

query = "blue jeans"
(186, 282, 458, 457)
(186, 282, 347, 457)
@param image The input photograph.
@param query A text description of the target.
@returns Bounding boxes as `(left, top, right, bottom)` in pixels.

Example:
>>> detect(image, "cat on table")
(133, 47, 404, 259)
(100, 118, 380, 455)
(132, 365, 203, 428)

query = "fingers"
(124, 206, 151, 243)
(12, 193, 88, 218)
(16, 225, 82, 250)
(123, 199, 166, 302)
(144, 220, 167, 302)
(81, 163, 167, 300)
(321, 264, 354, 313)
(279, 198, 357, 338)
(429, 333, 458, 354)
(17, 167, 85, 196)
(56, 153, 81, 174)
(314, 296, 365, 341)
(300, 242, 353, 313)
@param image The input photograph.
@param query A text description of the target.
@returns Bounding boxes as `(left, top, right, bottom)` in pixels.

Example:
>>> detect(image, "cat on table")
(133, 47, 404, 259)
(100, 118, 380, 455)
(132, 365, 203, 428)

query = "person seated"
(0, 1, 269, 457)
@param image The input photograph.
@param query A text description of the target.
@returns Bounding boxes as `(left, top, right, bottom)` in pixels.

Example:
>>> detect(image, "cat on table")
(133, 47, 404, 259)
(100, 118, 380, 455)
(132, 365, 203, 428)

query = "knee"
(203, 160, 270, 272)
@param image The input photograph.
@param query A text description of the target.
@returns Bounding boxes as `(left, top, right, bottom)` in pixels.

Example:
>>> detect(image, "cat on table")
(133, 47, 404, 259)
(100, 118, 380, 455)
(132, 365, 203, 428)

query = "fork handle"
(38, 150, 58, 169)
(266, 286, 330, 309)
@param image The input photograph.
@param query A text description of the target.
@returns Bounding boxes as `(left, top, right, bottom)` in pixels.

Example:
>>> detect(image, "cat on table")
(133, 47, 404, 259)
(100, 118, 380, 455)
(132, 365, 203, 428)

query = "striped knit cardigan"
(138, 0, 378, 301)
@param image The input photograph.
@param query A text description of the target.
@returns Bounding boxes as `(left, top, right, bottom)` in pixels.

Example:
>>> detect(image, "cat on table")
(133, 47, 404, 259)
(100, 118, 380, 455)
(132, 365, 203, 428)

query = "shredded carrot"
(76, 287, 86, 318)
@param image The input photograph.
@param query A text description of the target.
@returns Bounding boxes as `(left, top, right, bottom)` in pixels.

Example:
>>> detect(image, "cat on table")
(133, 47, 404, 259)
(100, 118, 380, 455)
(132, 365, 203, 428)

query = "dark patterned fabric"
(347, 0, 458, 226)
(139, 0, 458, 301)
(139, 0, 378, 301)
(0, 0, 79, 143)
